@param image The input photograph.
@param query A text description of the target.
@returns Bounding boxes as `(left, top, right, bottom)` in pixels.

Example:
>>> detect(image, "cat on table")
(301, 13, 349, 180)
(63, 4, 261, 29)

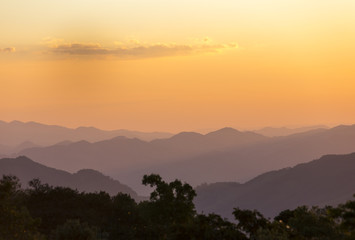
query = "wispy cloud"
(0, 47, 16, 53)
(51, 43, 110, 55)
(46, 39, 238, 59)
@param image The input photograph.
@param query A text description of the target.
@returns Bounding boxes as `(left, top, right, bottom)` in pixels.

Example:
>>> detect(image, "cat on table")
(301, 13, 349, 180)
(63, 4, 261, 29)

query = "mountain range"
(17, 128, 268, 194)
(253, 125, 328, 137)
(0, 120, 172, 154)
(194, 152, 355, 219)
(113, 124, 355, 193)
(0, 156, 140, 200)
(15, 125, 355, 195)
(3, 121, 355, 196)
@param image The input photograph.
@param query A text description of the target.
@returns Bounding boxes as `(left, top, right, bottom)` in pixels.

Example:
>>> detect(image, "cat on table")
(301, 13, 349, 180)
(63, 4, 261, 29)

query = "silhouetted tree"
(25, 179, 112, 237)
(274, 206, 340, 240)
(5, 173, 355, 240)
(0, 175, 43, 240)
(328, 195, 355, 239)
(108, 193, 139, 240)
(193, 213, 247, 240)
(138, 174, 197, 239)
(233, 208, 269, 240)
(52, 219, 97, 240)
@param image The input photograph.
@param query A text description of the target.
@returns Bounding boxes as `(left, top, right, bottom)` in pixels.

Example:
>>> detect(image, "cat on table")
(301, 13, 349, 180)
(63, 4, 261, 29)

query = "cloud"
(51, 43, 110, 55)
(47, 39, 238, 59)
(0, 47, 16, 53)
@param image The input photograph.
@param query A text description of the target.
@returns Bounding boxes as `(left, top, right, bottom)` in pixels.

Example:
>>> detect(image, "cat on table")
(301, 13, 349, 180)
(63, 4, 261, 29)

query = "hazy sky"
(1, 0, 354, 132)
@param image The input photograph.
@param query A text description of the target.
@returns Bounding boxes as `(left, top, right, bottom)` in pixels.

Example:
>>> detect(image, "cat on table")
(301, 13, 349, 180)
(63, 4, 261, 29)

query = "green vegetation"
(1, 174, 355, 240)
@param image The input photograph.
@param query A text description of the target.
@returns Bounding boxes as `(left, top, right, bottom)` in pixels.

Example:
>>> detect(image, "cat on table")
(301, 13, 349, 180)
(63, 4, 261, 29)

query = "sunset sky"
(1, 0, 354, 132)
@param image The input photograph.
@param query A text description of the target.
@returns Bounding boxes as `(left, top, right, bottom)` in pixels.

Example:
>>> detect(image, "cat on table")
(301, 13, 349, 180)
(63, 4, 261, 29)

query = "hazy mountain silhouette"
(0, 156, 139, 199)
(133, 125, 355, 189)
(18, 128, 267, 170)
(149, 128, 268, 158)
(18, 128, 267, 194)
(194, 152, 355, 219)
(0, 144, 10, 155)
(0, 141, 41, 156)
(254, 125, 328, 137)
(0, 120, 172, 150)
(15, 124, 355, 195)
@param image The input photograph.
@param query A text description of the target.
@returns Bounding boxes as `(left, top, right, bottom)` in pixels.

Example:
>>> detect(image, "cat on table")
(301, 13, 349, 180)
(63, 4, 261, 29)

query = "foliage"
(193, 213, 247, 240)
(2, 174, 355, 240)
(51, 219, 97, 240)
(108, 193, 139, 239)
(233, 208, 269, 239)
(25, 179, 112, 236)
(274, 206, 340, 240)
(254, 221, 289, 240)
(0, 175, 43, 240)
(137, 174, 197, 239)
(328, 195, 355, 239)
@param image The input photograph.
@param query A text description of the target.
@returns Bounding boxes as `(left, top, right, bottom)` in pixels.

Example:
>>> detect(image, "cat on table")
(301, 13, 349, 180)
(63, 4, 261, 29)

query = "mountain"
(0, 141, 41, 156)
(194, 152, 355, 219)
(16, 124, 355, 195)
(0, 156, 139, 200)
(134, 125, 355, 188)
(0, 144, 10, 155)
(18, 127, 267, 174)
(254, 125, 328, 137)
(0, 120, 172, 150)
(18, 128, 267, 194)
(149, 128, 268, 158)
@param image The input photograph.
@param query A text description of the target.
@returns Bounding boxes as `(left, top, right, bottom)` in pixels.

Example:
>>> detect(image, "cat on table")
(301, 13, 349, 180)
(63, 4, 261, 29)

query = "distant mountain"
(0, 120, 172, 150)
(18, 128, 268, 172)
(194, 152, 355, 219)
(134, 125, 355, 189)
(16, 124, 355, 195)
(0, 156, 139, 200)
(254, 125, 328, 137)
(0, 141, 41, 156)
(150, 128, 268, 157)
(18, 128, 267, 194)
(0, 144, 10, 155)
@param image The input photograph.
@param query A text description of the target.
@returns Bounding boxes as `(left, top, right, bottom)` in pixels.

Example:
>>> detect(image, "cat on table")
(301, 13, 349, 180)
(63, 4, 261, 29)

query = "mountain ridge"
(6, 123, 355, 196)
(137, 124, 355, 188)
(194, 152, 355, 219)
(0, 120, 173, 149)
(0, 156, 140, 200)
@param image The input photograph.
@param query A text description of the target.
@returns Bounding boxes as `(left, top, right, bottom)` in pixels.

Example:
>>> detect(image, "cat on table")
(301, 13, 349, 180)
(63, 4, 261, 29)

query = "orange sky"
(1, 0, 354, 132)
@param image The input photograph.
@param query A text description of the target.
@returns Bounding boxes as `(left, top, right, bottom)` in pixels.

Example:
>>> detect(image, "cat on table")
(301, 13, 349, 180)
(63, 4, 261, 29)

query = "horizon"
(0, 118, 336, 134)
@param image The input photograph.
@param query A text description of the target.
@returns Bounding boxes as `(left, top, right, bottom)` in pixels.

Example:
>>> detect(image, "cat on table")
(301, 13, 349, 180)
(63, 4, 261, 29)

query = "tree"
(274, 206, 340, 240)
(142, 174, 196, 223)
(328, 195, 355, 239)
(254, 221, 289, 240)
(108, 193, 139, 240)
(193, 213, 247, 240)
(52, 219, 97, 240)
(233, 208, 269, 240)
(139, 174, 197, 239)
(0, 175, 42, 240)
(25, 179, 114, 238)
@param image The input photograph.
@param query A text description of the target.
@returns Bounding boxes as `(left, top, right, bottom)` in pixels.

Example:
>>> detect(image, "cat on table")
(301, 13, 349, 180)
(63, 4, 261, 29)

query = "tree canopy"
(1, 174, 355, 240)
